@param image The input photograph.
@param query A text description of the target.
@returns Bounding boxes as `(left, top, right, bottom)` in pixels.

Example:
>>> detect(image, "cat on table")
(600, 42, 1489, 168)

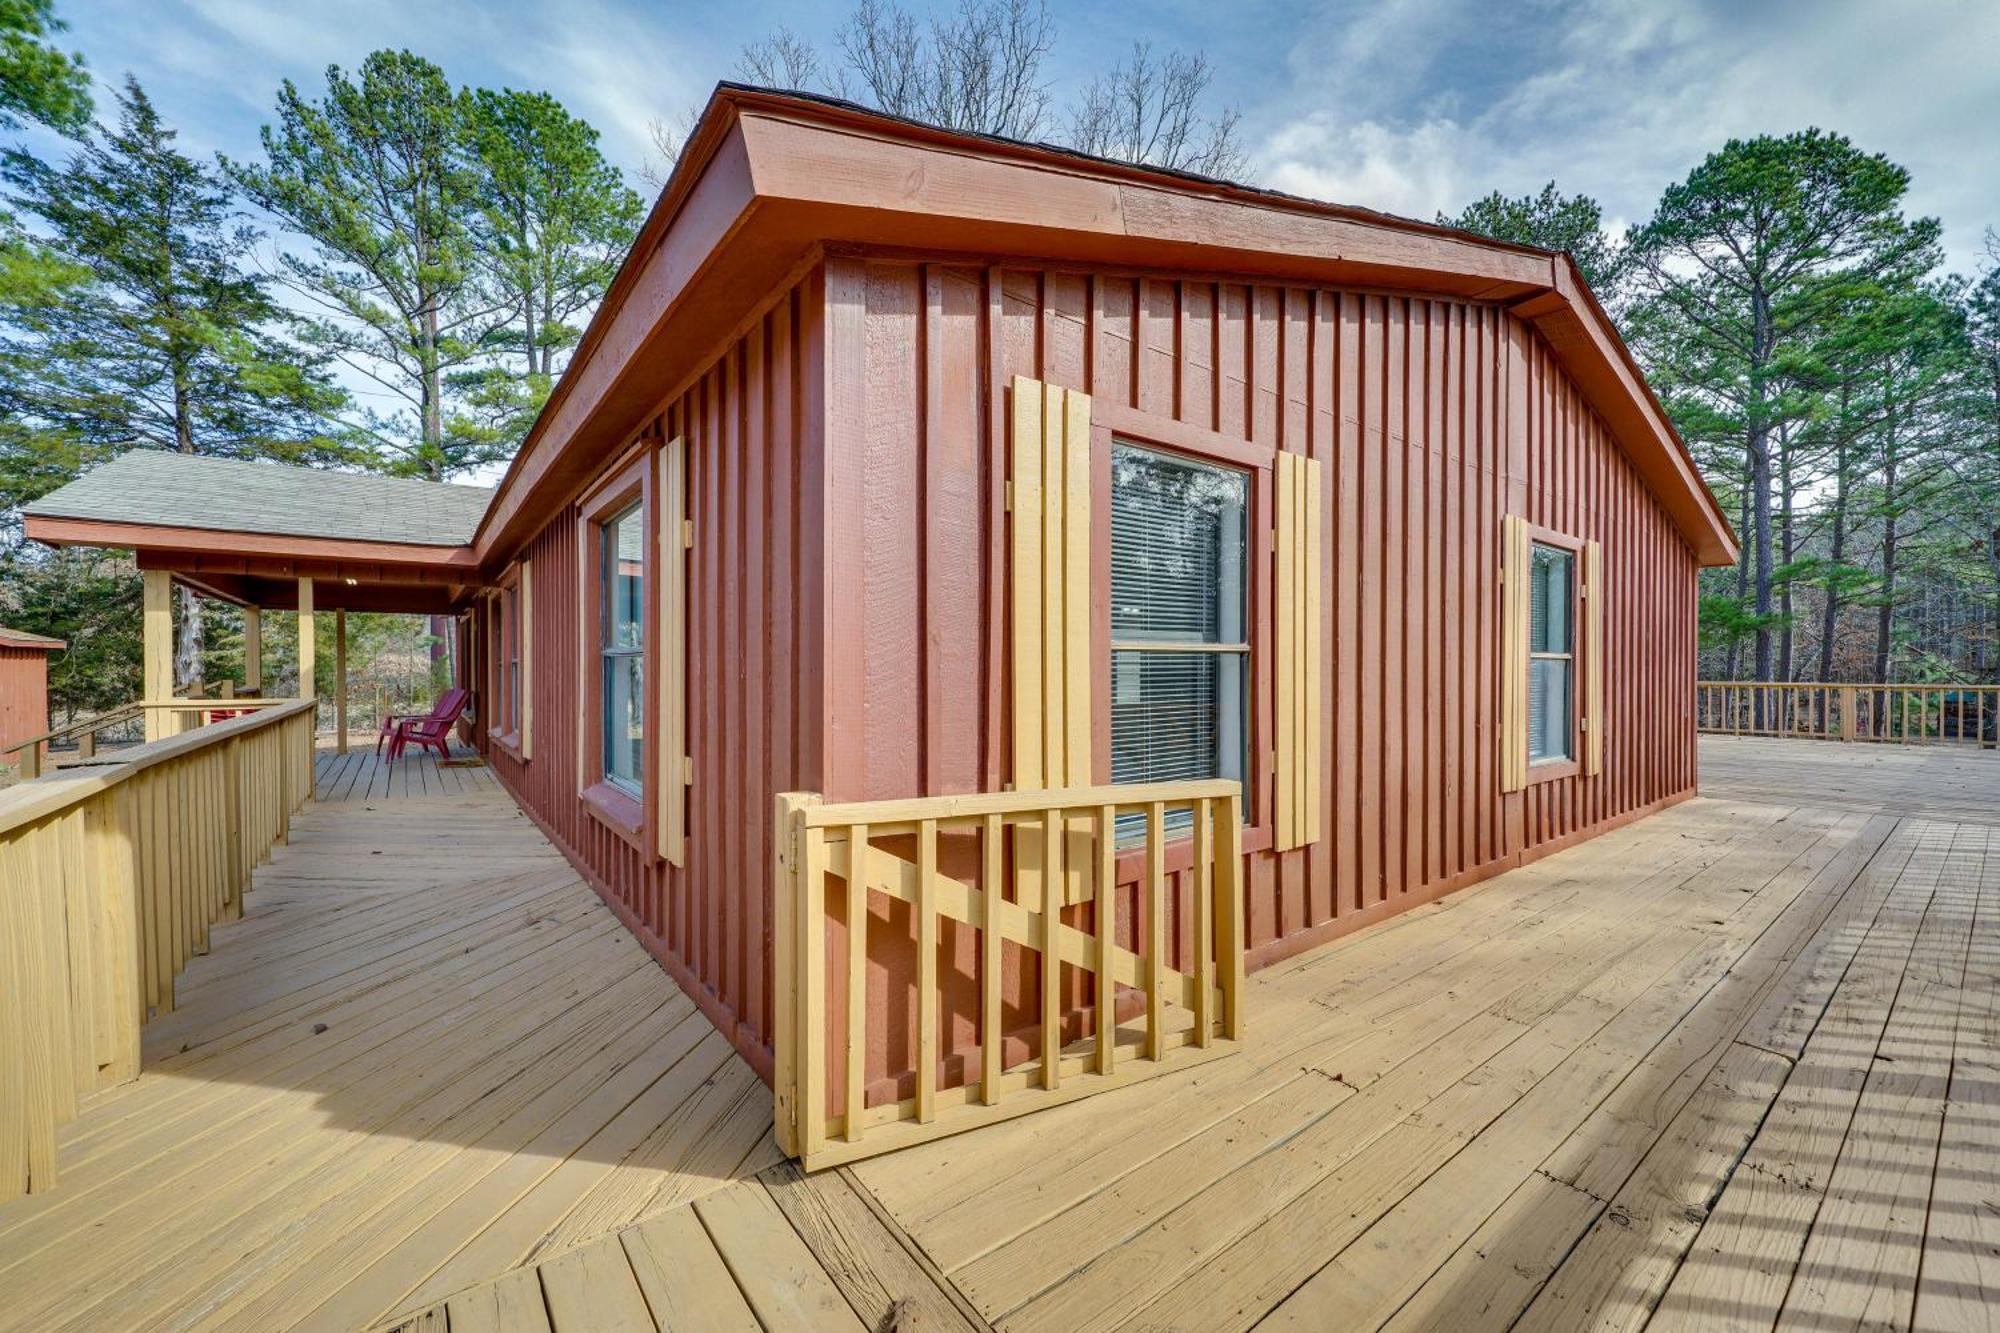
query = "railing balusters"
(0, 700, 315, 1204)
(1040, 807, 1063, 1091)
(1192, 797, 1214, 1048)
(1145, 801, 1167, 1062)
(981, 812, 1003, 1105)
(1697, 681, 1999, 749)
(1094, 803, 1116, 1074)
(916, 818, 938, 1124)
(775, 778, 1245, 1170)
(1219, 791, 1245, 1040)
(843, 821, 869, 1142)
(799, 822, 828, 1163)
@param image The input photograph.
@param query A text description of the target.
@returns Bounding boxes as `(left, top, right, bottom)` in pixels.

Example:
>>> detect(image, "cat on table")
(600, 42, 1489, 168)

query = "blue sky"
(28, 0, 2000, 270)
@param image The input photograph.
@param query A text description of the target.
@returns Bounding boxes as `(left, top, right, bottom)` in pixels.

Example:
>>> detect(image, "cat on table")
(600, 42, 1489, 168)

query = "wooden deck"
(382, 735, 2000, 1333)
(313, 737, 504, 804)
(0, 747, 776, 1333)
(4, 735, 1997, 1330)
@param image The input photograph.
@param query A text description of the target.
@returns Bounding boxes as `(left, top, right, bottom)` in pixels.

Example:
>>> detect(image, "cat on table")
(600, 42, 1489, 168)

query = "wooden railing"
(1, 679, 251, 780)
(773, 780, 1244, 1171)
(0, 698, 316, 1203)
(1697, 681, 2000, 746)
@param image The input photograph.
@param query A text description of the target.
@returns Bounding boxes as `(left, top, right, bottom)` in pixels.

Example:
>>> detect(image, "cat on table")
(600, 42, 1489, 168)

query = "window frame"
(490, 568, 524, 758)
(1523, 522, 1585, 786)
(598, 498, 647, 799)
(576, 445, 655, 849)
(1089, 401, 1274, 870)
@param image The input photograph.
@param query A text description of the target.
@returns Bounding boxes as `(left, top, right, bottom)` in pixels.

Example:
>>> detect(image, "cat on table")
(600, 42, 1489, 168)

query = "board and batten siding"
(818, 254, 1699, 1001)
(476, 252, 1699, 1098)
(479, 272, 828, 1080)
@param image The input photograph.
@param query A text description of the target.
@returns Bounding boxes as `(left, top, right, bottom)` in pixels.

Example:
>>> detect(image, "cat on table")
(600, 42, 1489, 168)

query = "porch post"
(243, 606, 262, 694)
(142, 570, 173, 742)
(334, 608, 348, 754)
(296, 577, 316, 703)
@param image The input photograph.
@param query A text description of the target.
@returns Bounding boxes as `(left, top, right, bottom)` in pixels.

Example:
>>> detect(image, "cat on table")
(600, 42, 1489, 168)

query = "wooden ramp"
(379, 736, 2000, 1333)
(0, 757, 775, 1333)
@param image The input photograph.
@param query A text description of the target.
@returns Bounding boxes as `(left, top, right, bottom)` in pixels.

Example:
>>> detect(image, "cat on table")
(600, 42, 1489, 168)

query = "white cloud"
(1247, 0, 2000, 269)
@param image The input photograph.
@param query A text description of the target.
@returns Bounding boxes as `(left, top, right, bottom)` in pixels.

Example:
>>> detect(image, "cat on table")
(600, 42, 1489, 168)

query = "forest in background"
(0, 0, 1995, 727)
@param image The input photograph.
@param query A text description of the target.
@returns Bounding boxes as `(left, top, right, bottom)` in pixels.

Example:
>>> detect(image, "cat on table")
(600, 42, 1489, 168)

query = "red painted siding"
(476, 253, 1699, 1092)
(478, 273, 826, 1079)
(817, 257, 1698, 1089)
(0, 646, 55, 758)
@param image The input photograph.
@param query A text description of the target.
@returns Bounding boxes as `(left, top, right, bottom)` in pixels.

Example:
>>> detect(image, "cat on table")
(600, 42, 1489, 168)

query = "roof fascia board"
(469, 112, 761, 564)
(26, 514, 482, 573)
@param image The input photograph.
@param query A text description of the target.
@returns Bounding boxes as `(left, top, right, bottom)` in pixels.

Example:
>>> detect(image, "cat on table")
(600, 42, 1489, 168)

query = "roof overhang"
(23, 514, 478, 614)
(476, 86, 1736, 569)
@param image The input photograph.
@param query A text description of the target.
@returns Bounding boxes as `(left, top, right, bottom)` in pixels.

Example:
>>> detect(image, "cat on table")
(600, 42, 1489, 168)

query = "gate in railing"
(0, 699, 316, 1202)
(774, 781, 1244, 1170)
(1697, 681, 2000, 746)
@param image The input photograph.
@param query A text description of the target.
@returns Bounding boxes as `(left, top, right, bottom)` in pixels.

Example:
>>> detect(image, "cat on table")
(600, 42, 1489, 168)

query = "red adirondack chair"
(379, 687, 469, 762)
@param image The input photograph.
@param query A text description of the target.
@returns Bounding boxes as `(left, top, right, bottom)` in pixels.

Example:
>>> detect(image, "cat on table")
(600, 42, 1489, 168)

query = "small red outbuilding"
(0, 626, 64, 771)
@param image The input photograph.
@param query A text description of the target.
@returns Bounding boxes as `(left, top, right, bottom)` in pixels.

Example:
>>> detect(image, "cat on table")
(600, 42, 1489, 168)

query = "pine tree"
(457, 87, 641, 447)
(0, 0, 89, 134)
(1625, 130, 1940, 702)
(2, 77, 352, 683)
(228, 51, 507, 480)
(1439, 183, 1626, 301)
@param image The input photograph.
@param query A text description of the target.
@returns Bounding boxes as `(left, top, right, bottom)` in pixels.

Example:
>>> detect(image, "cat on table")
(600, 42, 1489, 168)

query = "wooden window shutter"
(519, 558, 534, 760)
(1583, 538, 1604, 777)
(1009, 375, 1092, 789)
(1274, 451, 1324, 851)
(659, 436, 689, 866)
(1500, 515, 1530, 793)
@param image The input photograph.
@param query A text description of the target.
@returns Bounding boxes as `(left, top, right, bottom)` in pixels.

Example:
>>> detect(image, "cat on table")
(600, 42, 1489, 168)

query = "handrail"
(774, 780, 1245, 1171)
(2, 681, 262, 778)
(0, 698, 316, 1201)
(1696, 680, 1999, 747)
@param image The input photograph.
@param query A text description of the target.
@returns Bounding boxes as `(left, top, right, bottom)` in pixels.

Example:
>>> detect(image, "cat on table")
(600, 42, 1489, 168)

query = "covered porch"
(20, 449, 492, 755)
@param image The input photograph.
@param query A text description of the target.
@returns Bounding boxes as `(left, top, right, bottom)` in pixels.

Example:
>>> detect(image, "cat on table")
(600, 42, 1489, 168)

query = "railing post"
(1218, 788, 1246, 1040)
(222, 737, 245, 921)
(1839, 687, 1856, 742)
(20, 743, 41, 780)
(771, 792, 817, 1160)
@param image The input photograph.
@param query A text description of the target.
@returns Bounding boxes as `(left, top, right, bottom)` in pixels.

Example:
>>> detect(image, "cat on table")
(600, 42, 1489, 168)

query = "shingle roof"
(0, 626, 65, 651)
(23, 451, 493, 548)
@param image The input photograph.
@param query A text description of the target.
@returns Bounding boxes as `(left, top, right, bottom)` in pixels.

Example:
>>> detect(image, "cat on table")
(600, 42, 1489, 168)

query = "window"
(1528, 542, 1574, 763)
(503, 582, 521, 736)
(1109, 441, 1248, 840)
(600, 501, 645, 796)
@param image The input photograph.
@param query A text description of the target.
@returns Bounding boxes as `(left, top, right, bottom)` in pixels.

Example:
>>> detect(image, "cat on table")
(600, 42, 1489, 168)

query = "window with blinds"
(1110, 442, 1248, 841)
(1528, 542, 1574, 763)
(600, 501, 646, 796)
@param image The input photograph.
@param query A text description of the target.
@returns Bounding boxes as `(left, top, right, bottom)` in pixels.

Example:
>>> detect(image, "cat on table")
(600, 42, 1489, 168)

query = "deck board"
(0, 740, 767, 1333)
(9, 736, 2000, 1331)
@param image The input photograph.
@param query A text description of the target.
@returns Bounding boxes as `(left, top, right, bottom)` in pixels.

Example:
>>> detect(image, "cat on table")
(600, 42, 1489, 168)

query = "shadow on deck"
(5, 736, 1997, 1332)
(389, 735, 2000, 1333)
(0, 742, 776, 1333)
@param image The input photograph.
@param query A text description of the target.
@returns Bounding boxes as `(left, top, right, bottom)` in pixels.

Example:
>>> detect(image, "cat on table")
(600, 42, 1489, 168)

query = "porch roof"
(22, 451, 489, 612)
(23, 449, 493, 548)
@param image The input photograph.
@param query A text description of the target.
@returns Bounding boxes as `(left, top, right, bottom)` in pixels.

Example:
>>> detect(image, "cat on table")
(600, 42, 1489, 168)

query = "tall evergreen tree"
(228, 51, 507, 480)
(1625, 130, 1939, 697)
(2, 77, 351, 682)
(457, 87, 641, 447)
(1440, 183, 1626, 301)
(0, 0, 89, 134)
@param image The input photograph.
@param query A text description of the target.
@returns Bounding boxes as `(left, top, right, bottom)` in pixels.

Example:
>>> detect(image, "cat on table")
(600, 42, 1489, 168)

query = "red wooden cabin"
(26, 85, 1736, 1165)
